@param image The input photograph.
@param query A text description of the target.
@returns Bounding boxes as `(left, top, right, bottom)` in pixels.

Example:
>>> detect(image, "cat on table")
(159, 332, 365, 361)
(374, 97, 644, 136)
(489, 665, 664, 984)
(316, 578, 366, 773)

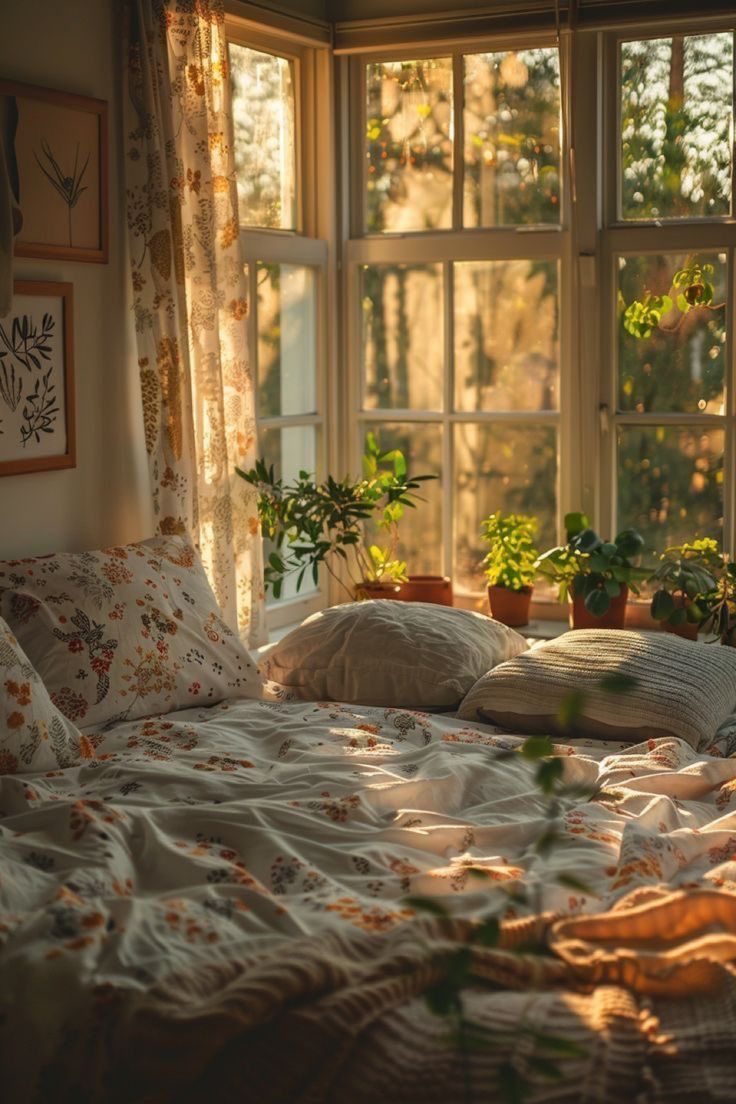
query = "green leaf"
(536, 757, 564, 794)
(403, 896, 449, 918)
(584, 588, 611, 617)
(520, 735, 554, 761)
(651, 589, 675, 621)
(558, 690, 584, 727)
(564, 512, 589, 538)
(472, 916, 500, 947)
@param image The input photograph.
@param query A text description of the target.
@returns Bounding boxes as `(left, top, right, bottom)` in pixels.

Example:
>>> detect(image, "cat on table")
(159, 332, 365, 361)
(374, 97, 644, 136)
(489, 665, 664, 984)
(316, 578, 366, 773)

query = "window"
(228, 24, 331, 629)
(346, 23, 736, 610)
(601, 27, 736, 558)
(348, 44, 564, 597)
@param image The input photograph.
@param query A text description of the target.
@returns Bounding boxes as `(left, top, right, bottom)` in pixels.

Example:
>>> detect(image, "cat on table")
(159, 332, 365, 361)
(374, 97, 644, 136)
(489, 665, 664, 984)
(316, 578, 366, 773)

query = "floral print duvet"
(2, 698, 736, 1100)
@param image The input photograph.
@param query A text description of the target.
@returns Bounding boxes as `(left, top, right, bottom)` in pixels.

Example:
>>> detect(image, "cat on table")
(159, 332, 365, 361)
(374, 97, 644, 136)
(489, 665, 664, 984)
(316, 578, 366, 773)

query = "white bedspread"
(2, 699, 736, 1099)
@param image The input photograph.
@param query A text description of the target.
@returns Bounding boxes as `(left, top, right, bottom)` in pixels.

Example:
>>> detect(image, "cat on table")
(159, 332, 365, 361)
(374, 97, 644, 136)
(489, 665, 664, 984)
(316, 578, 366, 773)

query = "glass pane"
(454, 260, 559, 412)
(617, 425, 724, 551)
(229, 43, 296, 230)
(618, 252, 726, 415)
(620, 34, 733, 220)
(366, 58, 453, 232)
(260, 424, 319, 602)
(363, 423, 443, 576)
(454, 424, 557, 591)
(256, 263, 317, 418)
(464, 48, 561, 227)
(361, 264, 444, 410)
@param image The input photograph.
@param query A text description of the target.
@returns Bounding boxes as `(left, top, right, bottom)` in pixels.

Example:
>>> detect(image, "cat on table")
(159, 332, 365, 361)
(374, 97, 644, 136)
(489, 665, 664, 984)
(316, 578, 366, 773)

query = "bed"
(1, 698, 736, 1102)
(2, 538, 736, 1102)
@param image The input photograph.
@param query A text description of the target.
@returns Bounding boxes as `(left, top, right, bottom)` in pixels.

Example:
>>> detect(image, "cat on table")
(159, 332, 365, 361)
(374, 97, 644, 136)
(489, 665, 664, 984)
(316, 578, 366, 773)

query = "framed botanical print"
(0, 80, 108, 263)
(0, 281, 75, 476)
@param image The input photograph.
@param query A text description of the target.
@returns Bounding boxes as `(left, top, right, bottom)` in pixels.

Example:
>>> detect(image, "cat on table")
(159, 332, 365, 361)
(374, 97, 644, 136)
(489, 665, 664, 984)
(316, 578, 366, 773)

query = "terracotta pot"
(570, 583, 629, 630)
(662, 620, 699, 642)
(487, 585, 533, 628)
(354, 581, 402, 601)
(394, 575, 454, 606)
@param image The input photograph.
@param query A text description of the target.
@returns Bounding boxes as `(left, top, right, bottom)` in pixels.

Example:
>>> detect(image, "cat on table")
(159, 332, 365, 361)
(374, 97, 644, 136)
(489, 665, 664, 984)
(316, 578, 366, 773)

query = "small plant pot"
(487, 585, 533, 627)
(354, 581, 402, 602)
(394, 575, 454, 606)
(570, 584, 629, 630)
(663, 620, 699, 642)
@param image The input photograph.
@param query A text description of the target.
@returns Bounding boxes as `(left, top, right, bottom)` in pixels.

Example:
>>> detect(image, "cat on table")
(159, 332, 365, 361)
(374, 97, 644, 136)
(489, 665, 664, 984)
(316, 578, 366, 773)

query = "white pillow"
(457, 629, 736, 749)
(0, 617, 83, 773)
(260, 600, 529, 710)
(0, 535, 262, 729)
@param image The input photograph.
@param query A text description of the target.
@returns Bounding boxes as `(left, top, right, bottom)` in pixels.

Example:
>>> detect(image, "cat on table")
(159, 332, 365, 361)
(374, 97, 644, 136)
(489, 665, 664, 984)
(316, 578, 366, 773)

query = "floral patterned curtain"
(123, 0, 266, 646)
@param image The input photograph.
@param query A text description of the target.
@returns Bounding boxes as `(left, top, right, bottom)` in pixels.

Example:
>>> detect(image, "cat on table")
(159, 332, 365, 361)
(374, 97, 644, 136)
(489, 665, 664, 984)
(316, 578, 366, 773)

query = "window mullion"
(452, 52, 464, 233)
(443, 261, 454, 579)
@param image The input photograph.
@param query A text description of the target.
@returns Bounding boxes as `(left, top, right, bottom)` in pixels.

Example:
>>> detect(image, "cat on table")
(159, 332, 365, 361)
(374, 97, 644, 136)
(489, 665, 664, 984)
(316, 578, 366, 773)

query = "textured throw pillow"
(260, 600, 529, 710)
(0, 617, 84, 773)
(0, 535, 262, 729)
(457, 628, 736, 748)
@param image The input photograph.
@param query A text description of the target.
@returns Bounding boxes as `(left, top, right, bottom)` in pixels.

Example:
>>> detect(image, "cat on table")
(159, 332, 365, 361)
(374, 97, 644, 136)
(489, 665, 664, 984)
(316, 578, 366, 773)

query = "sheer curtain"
(123, 0, 266, 646)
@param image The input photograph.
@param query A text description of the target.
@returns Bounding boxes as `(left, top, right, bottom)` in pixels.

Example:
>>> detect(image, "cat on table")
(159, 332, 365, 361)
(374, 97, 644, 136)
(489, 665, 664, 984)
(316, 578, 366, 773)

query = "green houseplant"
(649, 539, 721, 641)
(535, 512, 647, 630)
(480, 512, 538, 628)
(236, 434, 436, 601)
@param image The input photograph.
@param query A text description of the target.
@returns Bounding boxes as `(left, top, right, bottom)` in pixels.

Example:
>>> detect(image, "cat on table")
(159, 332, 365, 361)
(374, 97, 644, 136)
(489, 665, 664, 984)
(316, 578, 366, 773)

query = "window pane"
(260, 424, 319, 602)
(464, 48, 561, 227)
(229, 43, 296, 230)
(454, 424, 557, 591)
(366, 58, 453, 232)
(454, 260, 559, 412)
(257, 263, 317, 418)
(617, 425, 724, 551)
(620, 34, 733, 220)
(363, 423, 443, 576)
(618, 253, 726, 415)
(361, 264, 444, 410)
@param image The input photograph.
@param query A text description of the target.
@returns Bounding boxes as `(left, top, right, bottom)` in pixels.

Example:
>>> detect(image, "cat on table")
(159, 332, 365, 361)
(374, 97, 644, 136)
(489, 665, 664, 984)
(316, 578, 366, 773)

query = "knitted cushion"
(260, 600, 529, 710)
(457, 629, 736, 748)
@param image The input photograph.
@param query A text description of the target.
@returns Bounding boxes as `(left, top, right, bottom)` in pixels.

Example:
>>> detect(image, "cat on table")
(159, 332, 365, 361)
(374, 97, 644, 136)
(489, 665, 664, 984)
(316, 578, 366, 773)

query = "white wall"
(0, 0, 152, 558)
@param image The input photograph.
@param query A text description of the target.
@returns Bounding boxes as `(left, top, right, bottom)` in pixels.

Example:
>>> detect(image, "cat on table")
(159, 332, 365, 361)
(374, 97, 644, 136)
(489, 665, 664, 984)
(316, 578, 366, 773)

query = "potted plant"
(480, 512, 538, 627)
(649, 539, 721, 641)
(535, 512, 647, 630)
(236, 434, 437, 602)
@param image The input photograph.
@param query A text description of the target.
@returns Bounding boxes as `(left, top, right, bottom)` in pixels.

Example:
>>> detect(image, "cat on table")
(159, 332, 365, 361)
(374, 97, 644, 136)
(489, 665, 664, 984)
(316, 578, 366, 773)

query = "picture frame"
(0, 80, 108, 264)
(0, 281, 75, 477)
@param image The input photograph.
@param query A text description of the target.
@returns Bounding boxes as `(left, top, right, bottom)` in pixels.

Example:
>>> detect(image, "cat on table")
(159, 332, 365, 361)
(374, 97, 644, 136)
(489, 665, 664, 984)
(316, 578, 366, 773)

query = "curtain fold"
(123, 0, 266, 646)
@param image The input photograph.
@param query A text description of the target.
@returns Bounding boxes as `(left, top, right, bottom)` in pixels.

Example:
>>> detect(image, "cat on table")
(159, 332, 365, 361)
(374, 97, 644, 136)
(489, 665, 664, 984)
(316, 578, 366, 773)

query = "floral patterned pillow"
(0, 535, 262, 729)
(0, 617, 84, 774)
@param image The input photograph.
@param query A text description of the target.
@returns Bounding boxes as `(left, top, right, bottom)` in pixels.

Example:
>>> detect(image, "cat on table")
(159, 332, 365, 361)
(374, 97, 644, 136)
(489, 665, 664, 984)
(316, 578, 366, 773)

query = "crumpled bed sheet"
(2, 698, 736, 1101)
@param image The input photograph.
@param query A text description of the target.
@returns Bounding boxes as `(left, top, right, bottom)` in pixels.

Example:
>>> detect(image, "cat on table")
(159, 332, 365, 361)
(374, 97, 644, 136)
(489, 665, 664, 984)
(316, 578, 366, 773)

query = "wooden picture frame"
(0, 281, 75, 477)
(0, 80, 108, 264)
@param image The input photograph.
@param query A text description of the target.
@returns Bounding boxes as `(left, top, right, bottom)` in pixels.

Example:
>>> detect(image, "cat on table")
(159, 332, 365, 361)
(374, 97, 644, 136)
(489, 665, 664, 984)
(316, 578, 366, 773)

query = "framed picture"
(0, 80, 108, 263)
(0, 281, 75, 477)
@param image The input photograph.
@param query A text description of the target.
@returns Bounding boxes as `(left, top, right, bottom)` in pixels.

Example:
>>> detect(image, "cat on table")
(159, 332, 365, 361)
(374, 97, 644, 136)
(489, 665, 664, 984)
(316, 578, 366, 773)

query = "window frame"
(596, 22, 736, 556)
(227, 18, 336, 632)
(343, 32, 576, 605)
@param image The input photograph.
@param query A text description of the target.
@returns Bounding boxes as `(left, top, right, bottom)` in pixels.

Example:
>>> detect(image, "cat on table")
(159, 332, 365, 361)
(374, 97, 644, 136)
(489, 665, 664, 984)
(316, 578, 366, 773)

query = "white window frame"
(227, 17, 337, 632)
(342, 34, 577, 611)
(595, 20, 736, 557)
